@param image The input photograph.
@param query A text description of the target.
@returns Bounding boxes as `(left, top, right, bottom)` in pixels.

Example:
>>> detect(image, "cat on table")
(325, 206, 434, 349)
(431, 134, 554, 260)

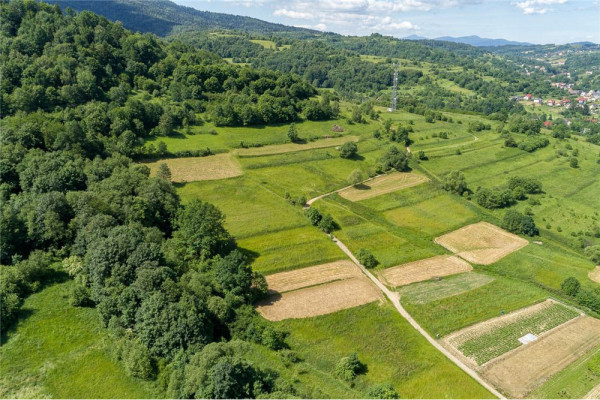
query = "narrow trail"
(306, 190, 505, 399)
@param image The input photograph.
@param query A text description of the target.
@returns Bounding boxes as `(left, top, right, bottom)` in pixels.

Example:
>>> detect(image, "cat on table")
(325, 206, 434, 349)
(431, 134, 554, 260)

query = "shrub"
(339, 141, 358, 159)
(504, 136, 518, 147)
(357, 249, 378, 268)
(561, 277, 581, 297)
(508, 176, 543, 194)
(379, 146, 409, 172)
(442, 171, 468, 195)
(569, 157, 579, 168)
(585, 245, 600, 264)
(261, 327, 287, 350)
(335, 353, 364, 381)
(70, 284, 92, 307)
(417, 150, 427, 160)
(348, 169, 364, 186)
(287, 123, 299, 143)
(367, 384, 399, 399)
(501, 209, 538, 236)
(475, 188, 515, 209)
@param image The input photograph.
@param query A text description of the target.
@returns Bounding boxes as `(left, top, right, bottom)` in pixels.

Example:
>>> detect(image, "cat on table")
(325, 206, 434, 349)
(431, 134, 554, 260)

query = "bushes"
(357, 249, 378, 268)
(475, 187, 515, 209)
(501, 210, 538, 236)
(334, 352, 364, 381)
(441, 171, 467, 195)
(518, 136, 549, 152)
(367, 384, 399, 399)
(378, 146, 409, 172)
(339, 141, 358, 159)
(507, 176, 543, 194)
(305, 208, 336, 233)
(585, 245, 600, 264)
(561, 277, 581, 297)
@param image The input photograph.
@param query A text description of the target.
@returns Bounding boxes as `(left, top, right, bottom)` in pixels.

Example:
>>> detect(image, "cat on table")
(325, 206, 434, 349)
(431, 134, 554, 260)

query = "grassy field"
(278, 302, 493, 399)
(0, 281, 159, 399)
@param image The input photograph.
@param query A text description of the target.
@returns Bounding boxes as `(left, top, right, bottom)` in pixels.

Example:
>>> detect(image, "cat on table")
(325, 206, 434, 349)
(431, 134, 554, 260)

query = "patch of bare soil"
(379, 255, 472, 287)
(338, 172, 429, 202)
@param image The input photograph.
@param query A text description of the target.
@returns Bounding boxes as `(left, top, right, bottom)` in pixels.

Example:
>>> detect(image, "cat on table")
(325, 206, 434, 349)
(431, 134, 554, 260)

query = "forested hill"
(51, 0, 316, 36)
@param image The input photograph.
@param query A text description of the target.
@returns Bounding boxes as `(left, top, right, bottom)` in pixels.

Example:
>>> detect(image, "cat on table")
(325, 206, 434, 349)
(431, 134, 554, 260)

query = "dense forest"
(0, 2, 321, 397)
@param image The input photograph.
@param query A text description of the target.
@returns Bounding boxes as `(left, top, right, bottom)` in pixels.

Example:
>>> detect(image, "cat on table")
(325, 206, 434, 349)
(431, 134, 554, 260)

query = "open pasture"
(278, 302, 493, 398)
(338, 172, 429, 201)
(256, 277, 381, 321)
(236, 135, 359, 157)
(435, 222, 529, 265)
(444, 299, 581, 366)
(398, 272, 495, 305)
(590, 267, 600, 283)
(147, 154, 242, 182)
(483, 316, 600, 398)
(265, 260, 360, 293)
(379, 255, 472, 287)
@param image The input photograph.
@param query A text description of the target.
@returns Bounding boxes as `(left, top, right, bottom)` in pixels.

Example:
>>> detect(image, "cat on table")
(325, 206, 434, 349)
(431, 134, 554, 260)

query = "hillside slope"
(52, 0, 316, 36)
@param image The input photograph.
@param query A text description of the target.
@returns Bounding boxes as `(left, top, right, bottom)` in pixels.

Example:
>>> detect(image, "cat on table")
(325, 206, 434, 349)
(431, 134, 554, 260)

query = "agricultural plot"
(483, 317, 600, 398)
(379, 255, 472, 287)
(435, 222, 529, 265)
(236, 135, 358, 157)
(265, 260, 361, 293)
(338, 172, 429, 201)
(443, 300, 580, 366)
(256, 277, 381, 321)
(398, 272, 495, 305)
(147, 154, 242, 182)
(590, 267, 600, 283)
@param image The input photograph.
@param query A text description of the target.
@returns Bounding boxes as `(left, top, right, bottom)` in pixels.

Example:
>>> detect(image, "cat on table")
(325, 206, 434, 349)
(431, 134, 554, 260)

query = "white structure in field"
(518, 333, 538, 345)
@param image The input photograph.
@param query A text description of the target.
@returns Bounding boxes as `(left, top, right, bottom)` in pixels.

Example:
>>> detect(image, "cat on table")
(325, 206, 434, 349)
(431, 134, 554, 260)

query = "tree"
(156, 163, 172, 181)
(339, 141, 358, 159)
(569, 157, 579, 168)
(171, 200, 235, 262)
(287, 123, 299, 143)
(561, 277, 581, 297)
(318, 214, 335, 233)
(305, 207, 322, 226)
(501, 210, 538, 236)
(335, 352, 364, 381)
(379, 146, 409, 172)
(357, 249, 378, 268)
(441, 171, 467, 195)
(213, 250, 253, 297)
(504, 136, 518, 147)
(347, 169, 364, 186)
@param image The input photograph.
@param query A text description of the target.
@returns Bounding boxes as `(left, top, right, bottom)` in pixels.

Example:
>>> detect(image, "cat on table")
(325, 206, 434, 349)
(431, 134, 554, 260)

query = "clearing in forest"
(435, 222, 528, 265)
(147, 154, 242, 182)
(338, 172, 429, 201)
(482, 316, 600, 398)
(256, 277, 381, 321)
(589, 266, 600, 283)
(265, 260, 362, 293)
(443, 299, 580, 366)
(236, 136, 358, 157)
(398, 272, 495, 304)
(379, 255, 472, 287)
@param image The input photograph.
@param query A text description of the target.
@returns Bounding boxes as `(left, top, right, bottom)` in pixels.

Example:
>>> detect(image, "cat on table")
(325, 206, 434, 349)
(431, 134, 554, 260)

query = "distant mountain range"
(404, 35, 533, 47)
(51, 0, 316, 36)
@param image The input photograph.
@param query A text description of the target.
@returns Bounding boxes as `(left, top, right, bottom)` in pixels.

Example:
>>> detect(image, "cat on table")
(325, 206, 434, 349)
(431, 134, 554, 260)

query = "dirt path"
(585, 383, 600, 399)
(329, 235, 505, 399)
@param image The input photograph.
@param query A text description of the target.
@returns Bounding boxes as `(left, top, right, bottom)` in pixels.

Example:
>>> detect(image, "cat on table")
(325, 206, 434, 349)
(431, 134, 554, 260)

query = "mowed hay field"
(483, 317, 600, 398)
(236, 135, 359, 157)
(338, 172, 429, 201)
(147, 154, 242, 182)
(265, 260, 361, 293)
(443, 300, 580, 366)
(398, 272, 495, 305)
(435, 222, 529, 265)
(590, 267, 600, 283)
(278, 302, 493, 399)
(256, 277, 381, 321)
(379, 255, 472, 287)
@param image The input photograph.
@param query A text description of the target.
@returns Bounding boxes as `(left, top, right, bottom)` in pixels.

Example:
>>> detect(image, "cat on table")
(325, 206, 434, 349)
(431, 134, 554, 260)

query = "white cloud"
(273, 9, 312, 19)
(513, 0, 568, 14)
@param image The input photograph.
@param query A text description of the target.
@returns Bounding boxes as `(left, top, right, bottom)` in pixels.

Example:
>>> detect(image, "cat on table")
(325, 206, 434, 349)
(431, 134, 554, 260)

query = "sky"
(172, 0, 600, 44)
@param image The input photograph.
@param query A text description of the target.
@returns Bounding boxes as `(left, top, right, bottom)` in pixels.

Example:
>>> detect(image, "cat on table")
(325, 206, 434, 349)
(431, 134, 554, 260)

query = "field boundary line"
(329, 235, 505, 399)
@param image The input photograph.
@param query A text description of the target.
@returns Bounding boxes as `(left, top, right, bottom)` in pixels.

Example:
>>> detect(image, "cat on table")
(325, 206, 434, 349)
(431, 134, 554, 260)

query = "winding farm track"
(306, 191, 505, 399)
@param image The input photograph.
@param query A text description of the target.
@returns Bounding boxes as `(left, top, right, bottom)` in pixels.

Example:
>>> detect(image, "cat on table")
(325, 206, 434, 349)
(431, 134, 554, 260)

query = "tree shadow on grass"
(237, 246, 260, 266)
(353, 183, 371, 191)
